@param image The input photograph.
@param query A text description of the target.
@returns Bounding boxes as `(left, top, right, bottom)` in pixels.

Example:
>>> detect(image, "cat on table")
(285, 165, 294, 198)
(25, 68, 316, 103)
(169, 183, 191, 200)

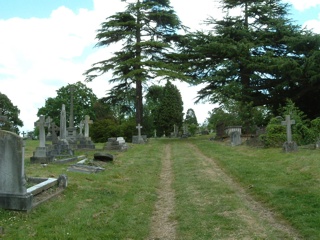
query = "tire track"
(148, 144, 176, 240)
(188, 143, 302, 240)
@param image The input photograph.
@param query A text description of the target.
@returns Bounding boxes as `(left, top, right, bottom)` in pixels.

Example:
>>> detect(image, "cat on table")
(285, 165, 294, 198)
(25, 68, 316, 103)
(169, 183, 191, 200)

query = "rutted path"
(188, 143, 302, 239)
(148, 144, 177, 240)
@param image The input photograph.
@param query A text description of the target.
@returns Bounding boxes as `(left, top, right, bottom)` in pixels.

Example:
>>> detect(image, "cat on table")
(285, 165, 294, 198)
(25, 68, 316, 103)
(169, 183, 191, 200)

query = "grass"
(0, 136, 319, 239)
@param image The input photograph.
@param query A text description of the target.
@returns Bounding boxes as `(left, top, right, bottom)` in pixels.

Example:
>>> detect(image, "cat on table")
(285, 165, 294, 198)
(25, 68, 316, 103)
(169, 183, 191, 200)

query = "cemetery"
(1, 0, 320, 238)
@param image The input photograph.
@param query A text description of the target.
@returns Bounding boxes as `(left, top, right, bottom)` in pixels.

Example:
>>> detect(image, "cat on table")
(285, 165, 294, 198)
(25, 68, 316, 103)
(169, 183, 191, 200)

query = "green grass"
(0, 136, 319, 239)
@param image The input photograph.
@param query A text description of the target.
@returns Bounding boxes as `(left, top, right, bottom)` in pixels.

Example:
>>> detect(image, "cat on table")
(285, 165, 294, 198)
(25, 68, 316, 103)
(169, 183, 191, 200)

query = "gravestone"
(230, 131, 241, 146)
(30, 115, 54, 163)
(132, 124, 145, 144)
(77, 115, 95, 149)
(0, 130, 33, 210)
(67, 86, 77, 147)
(51, 105, 73, 157)
(281, 115, 298, 152)
(0, 130, 67, 211)
(215, 122, 225, 140)
(105, 137, 128, 151)
(45, 116, 52, 140)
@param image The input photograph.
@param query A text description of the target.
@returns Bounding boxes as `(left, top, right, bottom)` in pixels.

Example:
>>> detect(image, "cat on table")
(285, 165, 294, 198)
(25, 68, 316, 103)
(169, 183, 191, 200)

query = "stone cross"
(79, 120, 84, 136)
(60, 104, 67, 140)
(136, 124, 142, 138)
(45, 116, 52, 136)
(84, 115, 93, 138)
(35, 115, 47, 148)
(281, 115, 295, 142)
(69, 86, 75, 128)
(22, 131, 26, 138)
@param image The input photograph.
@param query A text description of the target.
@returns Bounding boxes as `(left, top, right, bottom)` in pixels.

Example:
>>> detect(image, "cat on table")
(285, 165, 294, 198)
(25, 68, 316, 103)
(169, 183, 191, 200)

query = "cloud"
(0, 0, 218, 133)
(283, 0, 320, 11)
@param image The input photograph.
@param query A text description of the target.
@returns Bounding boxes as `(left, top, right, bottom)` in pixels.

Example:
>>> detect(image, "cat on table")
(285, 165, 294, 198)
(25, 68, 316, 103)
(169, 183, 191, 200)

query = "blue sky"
(0, 0, 93, 19)
(0, 0, 320, 133)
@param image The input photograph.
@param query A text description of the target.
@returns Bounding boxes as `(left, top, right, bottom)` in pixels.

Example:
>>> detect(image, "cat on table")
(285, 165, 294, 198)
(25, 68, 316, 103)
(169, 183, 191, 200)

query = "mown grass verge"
(190, 136, 320, 239)
(0, 139, 163, 239)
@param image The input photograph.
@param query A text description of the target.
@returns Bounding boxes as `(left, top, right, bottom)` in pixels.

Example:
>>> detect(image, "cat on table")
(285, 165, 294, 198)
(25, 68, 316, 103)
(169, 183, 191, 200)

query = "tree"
(157, 81, 183, 136)
(37, 82, 98, 128)
(178, 0, 320, 119)
(0, 92, 23, 133)
(84, 0, 185, 126)
(184, 108, 198, 126)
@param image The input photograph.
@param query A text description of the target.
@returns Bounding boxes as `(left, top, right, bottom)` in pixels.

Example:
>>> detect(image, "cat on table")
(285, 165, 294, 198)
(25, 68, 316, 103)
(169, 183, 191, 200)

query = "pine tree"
(178, 0, 320, 118)
(157, 81, 183, 136)
(84, 0, 184, 125)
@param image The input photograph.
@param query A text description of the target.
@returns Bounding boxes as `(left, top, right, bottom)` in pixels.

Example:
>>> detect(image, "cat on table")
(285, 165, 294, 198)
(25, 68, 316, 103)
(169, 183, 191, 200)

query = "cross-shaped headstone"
(35, 115, 47, 147)
(281, 115, 295, 142)
(45, 116, 52, 136)
(84, 115, 93, 138)
(136, 124, 142, 137)
(22, 131, 26, 138)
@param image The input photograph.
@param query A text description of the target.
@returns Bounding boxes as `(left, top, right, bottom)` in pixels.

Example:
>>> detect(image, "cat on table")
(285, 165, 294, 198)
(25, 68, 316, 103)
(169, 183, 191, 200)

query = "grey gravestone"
(30, 116, 54, 163)
(0, 130, 33, 210)
(60, 104, 67, 141)
(105, 137, 128, 151)
(67, 86, 77, 146)
(230, 131, 241, 146)
(77, 115, 95, 149)
(281, 115, 298, 152)
(45, 116, 52, 140)
(132, 124, 145, 144)
(94, 152, 114, 162)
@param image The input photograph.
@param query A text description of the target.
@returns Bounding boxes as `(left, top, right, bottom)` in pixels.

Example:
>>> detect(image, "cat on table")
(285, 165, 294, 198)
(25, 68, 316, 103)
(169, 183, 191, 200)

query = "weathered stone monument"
(171, 124, 179, 138)
(51, 104, 73, 156)
(225, 126, 242, 146)
(105, 137, 128, 151)
(30, 115, 54, 163)
(281, 115, 298, 152)
(67, 86, 77, 147)
(0, 130, 67, 211)
(132, 124, 145, 144)
(77, 115, 95, 149)
(230, 131, 242, 146)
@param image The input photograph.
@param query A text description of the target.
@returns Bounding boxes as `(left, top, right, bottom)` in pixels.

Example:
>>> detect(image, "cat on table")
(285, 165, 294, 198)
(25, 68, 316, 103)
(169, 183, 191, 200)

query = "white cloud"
(0, 0, 219, 133)
(283, 0, 320, 11)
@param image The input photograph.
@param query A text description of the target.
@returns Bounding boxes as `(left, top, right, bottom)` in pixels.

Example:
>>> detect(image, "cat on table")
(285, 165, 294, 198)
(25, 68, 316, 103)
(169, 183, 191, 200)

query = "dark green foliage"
(156, 81, 184, 136)
(0, 92, 23, 133)
(37, 82, 98, 129)
(177, 0, 320, 119)
(207, 100, 272, 134)
(184, 108, 198, 126)
(84, 0, 185, 125)
(90, 118, 135, 142)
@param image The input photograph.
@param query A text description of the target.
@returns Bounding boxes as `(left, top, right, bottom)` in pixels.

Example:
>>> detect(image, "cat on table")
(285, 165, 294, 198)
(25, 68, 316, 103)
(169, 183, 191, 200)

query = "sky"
(1, 0, 320, 134)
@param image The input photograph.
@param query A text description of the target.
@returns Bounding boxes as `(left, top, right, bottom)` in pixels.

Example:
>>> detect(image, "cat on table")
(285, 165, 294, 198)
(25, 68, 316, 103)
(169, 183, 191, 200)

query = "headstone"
(77, 115, 95, 149)
(0, 130, 33, 210)
(45, 116, 52, 140)
(60, 104, 67, 141)
(79, 120, 84, 136)
(154, 129, 157, 138)
(215, 122, 225, 140)
(230, 131, 241, 146)
(281, 115, 298, 152)
(67, 86, 77, 146)
(105, 137, 128, 151)
(132, 124, 145, 144)
(30, 116, 54, 163)
(93, 152, 114, 162)
(84, 115, 93, 138)
(0, 130, 66, 211)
